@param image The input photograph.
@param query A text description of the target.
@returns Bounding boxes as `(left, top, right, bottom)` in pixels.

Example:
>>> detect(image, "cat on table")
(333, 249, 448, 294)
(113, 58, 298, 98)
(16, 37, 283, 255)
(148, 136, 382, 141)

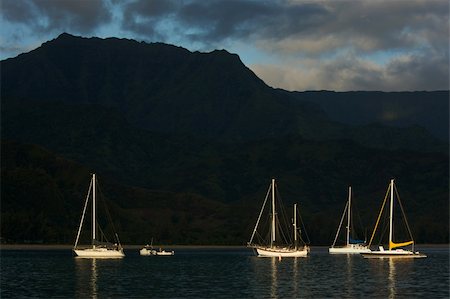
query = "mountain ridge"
(1, 33, 448, 245)
(2, 33, 445, 150)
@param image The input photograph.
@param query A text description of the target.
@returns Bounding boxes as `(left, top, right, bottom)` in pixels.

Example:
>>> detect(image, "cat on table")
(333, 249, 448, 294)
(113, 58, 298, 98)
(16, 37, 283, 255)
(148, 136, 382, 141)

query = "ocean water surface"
(1, 246, 448, 298)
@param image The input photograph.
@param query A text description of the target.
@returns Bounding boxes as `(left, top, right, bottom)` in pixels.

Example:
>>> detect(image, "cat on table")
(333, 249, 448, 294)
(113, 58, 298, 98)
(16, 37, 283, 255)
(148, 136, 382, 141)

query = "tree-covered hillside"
(1, 33, 448, 245)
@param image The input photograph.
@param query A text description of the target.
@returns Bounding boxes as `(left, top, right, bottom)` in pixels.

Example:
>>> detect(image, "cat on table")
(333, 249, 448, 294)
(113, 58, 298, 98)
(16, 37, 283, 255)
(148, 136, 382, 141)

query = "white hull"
(329, 244, 371, 254)
(361, 249, 426, 259)
(140, 248, 174, 256)
(140, 248, 156, 256)
(74, 247, 125, 258)
(156, 251, 174, 256)
(254, 246, 309, 257)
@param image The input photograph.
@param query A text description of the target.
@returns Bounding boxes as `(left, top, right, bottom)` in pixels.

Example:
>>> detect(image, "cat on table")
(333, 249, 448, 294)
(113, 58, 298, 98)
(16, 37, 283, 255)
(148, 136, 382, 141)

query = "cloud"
(119, 0, 447, 55)
(121, 0, 176, 38)
(118, 0, 448, 91)
(1, 0, 448, 91)
(252, 47, 449, 91)
(1, 0, 112, 34)
(121, 0, 331, 44)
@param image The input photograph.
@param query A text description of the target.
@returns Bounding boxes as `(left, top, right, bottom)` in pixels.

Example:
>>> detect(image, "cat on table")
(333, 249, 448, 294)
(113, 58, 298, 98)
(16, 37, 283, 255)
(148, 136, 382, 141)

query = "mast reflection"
(75, 258, 98, 299)
(270, 257, 278, 299)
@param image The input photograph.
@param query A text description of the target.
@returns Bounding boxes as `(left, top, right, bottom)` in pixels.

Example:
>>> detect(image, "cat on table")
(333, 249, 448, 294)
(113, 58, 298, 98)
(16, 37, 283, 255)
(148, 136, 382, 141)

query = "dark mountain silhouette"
(291, 90, 449, 141)
(1, 33, 448, 245)
(2, 33, 319, 141)
(2, 33, 446, 150)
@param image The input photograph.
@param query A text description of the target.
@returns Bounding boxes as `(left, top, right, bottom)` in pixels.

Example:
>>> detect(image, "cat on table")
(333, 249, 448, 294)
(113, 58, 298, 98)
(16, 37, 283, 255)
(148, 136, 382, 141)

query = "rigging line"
(249, 184, 271, 244)
(277, 214, 291, 245)
(332, 201, 349, 247)
(379, 217, 389, 246)
(368, 183, 390, 246)
(260, 213, 272, 245)
(394, 184, 415, 242)
(297, 205, 310, 244)
(97, 179, 120, 243)
(354, 200, 366, 240)
(97, 225, 110, 244)
(74, 178, 93, 248)
(376, 201, 389, 246)
(350, 191, 360, 239)
(275, 186, 294, 244)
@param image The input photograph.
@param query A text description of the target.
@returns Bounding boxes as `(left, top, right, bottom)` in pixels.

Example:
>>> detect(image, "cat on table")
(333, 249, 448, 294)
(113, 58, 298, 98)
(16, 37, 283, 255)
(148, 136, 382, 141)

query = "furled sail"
(389, 240, 414, 250)
(349, 237, 365, 244)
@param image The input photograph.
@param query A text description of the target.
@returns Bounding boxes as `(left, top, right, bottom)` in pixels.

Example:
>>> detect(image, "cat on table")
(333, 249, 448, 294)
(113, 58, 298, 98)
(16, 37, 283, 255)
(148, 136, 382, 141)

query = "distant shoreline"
(1, 244, 448, 250)
(0, 244, 246, 250)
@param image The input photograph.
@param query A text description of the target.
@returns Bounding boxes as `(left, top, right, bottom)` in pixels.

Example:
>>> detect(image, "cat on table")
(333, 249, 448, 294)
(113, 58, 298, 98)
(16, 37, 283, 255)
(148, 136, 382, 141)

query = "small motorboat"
(140, 239, 174, 256)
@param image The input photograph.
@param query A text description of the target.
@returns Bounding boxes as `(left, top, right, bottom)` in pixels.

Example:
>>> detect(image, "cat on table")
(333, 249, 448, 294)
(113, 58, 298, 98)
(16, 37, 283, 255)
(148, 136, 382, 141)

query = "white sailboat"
(73, 173, 125, 258)
(329, 186, 371, 254)
(247, 179, 310, 257)
(361, 179, 426, 259)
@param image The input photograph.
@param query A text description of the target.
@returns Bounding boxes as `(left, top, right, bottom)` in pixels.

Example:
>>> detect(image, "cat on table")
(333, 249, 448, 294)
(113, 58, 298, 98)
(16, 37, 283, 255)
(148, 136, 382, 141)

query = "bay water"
(1, 246, 448, 298)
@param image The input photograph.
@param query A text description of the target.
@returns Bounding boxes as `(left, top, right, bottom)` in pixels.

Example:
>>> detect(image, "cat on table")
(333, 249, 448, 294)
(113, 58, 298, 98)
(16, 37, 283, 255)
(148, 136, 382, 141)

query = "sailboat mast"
(93, 173, 96, 246)
(294, 203, 297, 250)
(389, 179, 394, 250)
(347, 186, 351, 246)
(271, 178, 276, 248)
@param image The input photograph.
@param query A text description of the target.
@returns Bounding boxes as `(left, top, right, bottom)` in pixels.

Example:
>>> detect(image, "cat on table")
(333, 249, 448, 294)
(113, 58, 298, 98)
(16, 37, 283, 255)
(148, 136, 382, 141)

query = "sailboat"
(361, 179, 426, 258)
(73, 173, 125, 258)
(247, 179, 310, 257)
(329, 186, 371, 254)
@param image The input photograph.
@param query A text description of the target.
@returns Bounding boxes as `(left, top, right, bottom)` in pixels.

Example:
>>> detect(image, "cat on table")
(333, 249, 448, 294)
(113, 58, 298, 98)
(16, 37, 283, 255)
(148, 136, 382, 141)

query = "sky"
(1, 0, 448, 91)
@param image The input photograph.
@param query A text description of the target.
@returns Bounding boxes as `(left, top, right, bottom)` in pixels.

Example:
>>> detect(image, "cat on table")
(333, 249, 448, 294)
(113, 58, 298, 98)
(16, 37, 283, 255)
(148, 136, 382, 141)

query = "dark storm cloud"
(2, 0, 112, 33)
(1, 0, 447, 91)
(121, 0, 176, 37)
(121, 0, 331, 43)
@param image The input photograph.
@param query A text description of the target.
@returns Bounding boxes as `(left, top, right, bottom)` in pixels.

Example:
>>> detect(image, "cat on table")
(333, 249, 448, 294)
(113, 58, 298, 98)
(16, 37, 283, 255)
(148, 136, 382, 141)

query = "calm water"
(1, 246, 448, 298)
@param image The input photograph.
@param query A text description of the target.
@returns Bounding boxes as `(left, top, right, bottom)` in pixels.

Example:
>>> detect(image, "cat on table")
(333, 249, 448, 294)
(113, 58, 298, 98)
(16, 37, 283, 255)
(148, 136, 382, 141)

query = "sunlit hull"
(361, 249, 426, 259)
(254, 246, 309, 257)
(329, 244, 371, 254)
(155, 251, 174, 256)
(140, 248, 156, 256)
(140, 248, 174, 256)
(74, 247, 125, 258)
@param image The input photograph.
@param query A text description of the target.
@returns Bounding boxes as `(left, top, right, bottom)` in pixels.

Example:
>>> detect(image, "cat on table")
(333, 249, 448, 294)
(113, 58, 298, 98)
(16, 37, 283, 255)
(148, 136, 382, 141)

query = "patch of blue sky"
(0, 21, 37, 60)
(360, 49, 410, 66)
(231, 42, 280, 66)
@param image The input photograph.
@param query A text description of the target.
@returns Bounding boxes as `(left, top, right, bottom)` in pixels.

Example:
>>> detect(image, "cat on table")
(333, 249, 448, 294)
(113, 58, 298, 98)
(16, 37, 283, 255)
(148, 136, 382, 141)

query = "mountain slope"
(2, 33, 445, 151)
(2, 133, 448, 245)
(1, 33, 448, 245)
(291, 90, 449, 141)
(2, 33, 322, 141)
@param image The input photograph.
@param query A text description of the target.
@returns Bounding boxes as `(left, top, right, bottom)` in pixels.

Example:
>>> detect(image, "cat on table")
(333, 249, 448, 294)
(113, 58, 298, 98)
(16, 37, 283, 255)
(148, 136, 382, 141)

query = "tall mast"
(93, 173, 96, 247)
(271, 178, 276, 248)
(347, 186, 351, 246)
(389, 179, 394, 250)
(294, 203, 297, 250)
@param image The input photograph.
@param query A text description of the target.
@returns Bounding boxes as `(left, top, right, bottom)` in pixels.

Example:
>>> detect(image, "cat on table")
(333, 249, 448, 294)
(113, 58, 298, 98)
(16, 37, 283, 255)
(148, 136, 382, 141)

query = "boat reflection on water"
(270, 258, 278, 299)
(250, 254, 308, 299)
(388, 258, 396, 299)
(75, 258, 98, 299)
(249, 256, 282, 299)
(293, 257, 299, 295)
(345, 254, 354, 288)
(388, 258, 413, 298)
(75, 257, 124, 298)
(90, 259, 98, 299)
(366, 257, 413, 298)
